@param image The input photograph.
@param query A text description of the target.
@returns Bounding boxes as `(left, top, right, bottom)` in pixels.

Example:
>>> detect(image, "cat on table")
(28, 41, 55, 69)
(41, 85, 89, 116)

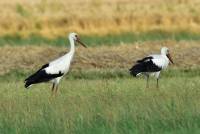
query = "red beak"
(76, 37, 87, 48)
(167, 53, 174, 64)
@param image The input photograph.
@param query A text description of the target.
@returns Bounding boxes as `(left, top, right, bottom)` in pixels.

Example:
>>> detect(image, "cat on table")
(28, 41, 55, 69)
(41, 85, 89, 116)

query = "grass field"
(0, 33, 199, 133)
(1, 0, 200, 37)
(1, 31, 200, 47)
(1, 39, 200, 75)
(1, 0, 200, 133)
(0, 69, 200, 134)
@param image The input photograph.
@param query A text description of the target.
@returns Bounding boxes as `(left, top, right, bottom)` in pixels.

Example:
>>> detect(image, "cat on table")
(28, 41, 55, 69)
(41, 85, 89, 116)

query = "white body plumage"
(46, 37, 75, 85)
(129, 47, 174, 88)
(148, 53, 170, 78)
(24, 32, 86, 94)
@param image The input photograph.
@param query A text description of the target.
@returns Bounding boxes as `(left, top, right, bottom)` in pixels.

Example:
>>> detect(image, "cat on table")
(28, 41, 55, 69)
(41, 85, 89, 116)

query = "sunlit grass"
(0, 40, 199, 75)
(1, 0, 200, 37)
(1, 68, 200, 81)
(0, 69, 200, 134)
(1, 31, 200, 46)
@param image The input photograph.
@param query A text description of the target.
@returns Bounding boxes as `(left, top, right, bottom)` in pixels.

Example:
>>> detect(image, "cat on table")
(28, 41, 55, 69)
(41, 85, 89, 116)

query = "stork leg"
(52, 83, 55, 91)
(156, 78, 159, 89)
(155, 72, 160, 89)
(51, 83, 55, 96)
(146, 75, 149, 88)
(54, 85, 59, 95)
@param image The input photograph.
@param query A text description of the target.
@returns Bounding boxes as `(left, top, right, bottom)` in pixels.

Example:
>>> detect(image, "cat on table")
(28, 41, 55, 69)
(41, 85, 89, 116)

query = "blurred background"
(0, 0, 200, 75)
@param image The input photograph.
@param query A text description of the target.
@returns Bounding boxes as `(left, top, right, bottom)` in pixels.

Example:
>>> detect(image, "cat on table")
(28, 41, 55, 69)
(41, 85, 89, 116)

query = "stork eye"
(167, 50, 169, 53)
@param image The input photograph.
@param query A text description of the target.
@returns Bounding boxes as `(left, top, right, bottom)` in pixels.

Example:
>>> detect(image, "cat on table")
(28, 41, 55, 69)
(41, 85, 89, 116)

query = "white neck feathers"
(69, 36, 75, 55)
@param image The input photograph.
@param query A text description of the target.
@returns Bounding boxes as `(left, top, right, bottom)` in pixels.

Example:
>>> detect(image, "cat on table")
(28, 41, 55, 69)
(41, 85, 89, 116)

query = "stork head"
(68, 32, 87, 48)
(161, 47, 174, 64)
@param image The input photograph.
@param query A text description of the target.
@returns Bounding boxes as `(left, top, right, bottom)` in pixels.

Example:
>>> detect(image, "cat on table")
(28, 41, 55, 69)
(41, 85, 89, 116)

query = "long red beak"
(167, 53, 174, 64)
(76, 37, 87, 48)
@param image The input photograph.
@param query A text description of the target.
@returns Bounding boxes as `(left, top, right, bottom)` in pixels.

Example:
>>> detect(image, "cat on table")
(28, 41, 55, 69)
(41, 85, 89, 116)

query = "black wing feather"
(129, 58, 161, 77)
(24, 63, 64, 88)
(25, 63, 49, 81)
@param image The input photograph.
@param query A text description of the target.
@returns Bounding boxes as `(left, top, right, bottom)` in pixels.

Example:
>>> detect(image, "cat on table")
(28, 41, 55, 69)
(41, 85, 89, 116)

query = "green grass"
(1, 68, 200, 81)
(1, 31, 200, 47)
(0, 69, 200, 134)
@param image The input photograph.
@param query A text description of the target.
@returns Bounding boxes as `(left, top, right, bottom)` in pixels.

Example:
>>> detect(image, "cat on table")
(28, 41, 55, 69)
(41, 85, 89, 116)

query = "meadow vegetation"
(0, 0, 200, 133)
(0, 40, 199, 75)
(1, 31, 200, 47)
(0, 70, 200, 134)
(1, 0, 200, 37)
(0, 40, 199, 133)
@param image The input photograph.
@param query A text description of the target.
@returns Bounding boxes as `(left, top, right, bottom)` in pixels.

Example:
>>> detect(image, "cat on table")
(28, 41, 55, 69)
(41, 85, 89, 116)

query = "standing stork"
(24, 32, 87, 94)
(129, 47, 174, 88)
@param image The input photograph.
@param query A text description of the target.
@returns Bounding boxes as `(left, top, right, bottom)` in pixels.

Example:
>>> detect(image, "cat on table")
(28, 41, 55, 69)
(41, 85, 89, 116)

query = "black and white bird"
(129, 47, 174, 88)
(24, 32, 87, 94)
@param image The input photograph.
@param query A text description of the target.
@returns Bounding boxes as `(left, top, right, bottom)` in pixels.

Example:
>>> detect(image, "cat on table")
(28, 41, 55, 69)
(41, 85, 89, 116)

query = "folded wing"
(24, 63, 64, 88)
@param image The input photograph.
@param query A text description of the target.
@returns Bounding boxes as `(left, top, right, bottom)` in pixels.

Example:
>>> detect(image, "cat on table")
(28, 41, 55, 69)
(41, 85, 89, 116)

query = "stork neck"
(161, 53, 166, 56)
(69, 37, 75, 54)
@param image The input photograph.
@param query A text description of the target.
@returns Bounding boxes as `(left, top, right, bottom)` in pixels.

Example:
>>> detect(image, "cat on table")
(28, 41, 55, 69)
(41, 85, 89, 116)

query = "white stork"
(129, 47, 174, 88)
(24, 32, 87, 94)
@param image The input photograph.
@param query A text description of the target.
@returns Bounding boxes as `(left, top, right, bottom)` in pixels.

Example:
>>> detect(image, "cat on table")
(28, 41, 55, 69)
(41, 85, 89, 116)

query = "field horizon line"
(1, 30, 200, 47)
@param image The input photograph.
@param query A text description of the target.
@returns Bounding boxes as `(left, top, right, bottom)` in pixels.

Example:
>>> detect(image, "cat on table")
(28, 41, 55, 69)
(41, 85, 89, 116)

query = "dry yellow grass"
(1, 0, 200, 37)
(0, 41, 199, 75)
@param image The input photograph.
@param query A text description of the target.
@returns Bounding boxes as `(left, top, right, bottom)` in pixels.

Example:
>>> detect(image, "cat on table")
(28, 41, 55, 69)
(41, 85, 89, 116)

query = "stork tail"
(129, 63, 144, 77)
(24, 70, 64, 89)
(24, 81, 32, 88)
